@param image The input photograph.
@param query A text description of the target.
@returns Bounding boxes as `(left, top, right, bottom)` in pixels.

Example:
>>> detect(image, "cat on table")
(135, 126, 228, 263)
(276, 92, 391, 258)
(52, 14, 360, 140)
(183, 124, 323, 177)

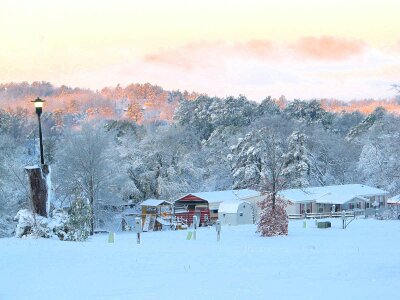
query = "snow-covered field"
(1, 218, 399, 300)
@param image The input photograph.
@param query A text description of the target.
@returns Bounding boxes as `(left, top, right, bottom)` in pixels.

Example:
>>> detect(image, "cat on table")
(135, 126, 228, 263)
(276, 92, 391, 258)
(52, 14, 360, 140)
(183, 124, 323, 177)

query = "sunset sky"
(1, 0, 400, 100)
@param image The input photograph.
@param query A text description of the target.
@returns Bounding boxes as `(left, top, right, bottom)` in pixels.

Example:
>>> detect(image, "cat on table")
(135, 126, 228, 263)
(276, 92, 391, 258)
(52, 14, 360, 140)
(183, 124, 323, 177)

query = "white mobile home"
(280, 184, 389, 215)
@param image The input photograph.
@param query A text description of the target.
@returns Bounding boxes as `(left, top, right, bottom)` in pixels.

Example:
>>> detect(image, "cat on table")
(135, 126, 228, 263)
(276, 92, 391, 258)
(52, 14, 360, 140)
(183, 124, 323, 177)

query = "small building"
(218, 201, 253, 225)
(280, 184, 389, 215)
(174, 189, 261, 226)
(140, 199, 173, 231)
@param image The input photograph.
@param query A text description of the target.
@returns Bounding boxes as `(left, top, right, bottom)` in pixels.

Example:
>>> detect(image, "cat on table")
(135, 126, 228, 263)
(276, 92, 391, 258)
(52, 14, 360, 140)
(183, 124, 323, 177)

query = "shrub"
(257, 194, 288, 237)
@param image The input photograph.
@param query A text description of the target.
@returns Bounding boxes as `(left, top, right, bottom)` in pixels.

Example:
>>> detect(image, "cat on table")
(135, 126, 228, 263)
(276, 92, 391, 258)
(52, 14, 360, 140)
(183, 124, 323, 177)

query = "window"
(212, 209, 218, 214)
(239, 212, 243, 217)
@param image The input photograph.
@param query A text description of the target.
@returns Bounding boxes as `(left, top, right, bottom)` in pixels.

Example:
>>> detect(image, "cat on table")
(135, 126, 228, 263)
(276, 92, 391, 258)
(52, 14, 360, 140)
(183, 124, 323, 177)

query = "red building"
(174, 190, 261, 226)
(174, 194, 211, 227)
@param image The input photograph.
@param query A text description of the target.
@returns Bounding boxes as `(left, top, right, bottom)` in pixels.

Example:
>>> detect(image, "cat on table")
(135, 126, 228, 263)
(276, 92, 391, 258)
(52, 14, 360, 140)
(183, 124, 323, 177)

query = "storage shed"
(218, 201, 253, 225)
(140, 199, 173, 231)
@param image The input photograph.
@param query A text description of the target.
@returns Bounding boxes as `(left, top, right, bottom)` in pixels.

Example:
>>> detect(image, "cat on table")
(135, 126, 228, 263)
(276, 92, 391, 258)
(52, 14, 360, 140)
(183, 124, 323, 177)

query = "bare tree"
(54, 123, 122, 234)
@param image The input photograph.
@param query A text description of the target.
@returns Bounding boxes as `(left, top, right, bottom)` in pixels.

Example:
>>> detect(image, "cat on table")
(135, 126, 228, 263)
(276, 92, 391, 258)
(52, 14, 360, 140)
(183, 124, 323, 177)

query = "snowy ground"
(0, 218, 399, 300)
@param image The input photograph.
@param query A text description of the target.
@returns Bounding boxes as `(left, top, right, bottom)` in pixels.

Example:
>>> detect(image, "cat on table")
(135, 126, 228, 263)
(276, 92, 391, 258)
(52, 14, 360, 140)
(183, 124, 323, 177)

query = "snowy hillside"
(1, 219, 399, 300)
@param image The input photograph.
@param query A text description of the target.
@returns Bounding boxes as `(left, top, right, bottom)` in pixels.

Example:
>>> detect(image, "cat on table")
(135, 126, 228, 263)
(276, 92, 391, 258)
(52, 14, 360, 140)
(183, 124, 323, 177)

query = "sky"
(1, 0, 400, 101)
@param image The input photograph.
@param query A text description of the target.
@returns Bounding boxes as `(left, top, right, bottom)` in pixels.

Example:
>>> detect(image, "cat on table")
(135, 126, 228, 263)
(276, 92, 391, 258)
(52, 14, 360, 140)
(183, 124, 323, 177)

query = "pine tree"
(66, 197, 92, 241)
(283, 131, 310, 188)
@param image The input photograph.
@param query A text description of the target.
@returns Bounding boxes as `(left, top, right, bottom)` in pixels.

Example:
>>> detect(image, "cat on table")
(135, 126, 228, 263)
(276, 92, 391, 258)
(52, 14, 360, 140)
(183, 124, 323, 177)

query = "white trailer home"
(279, 184, 389, 216)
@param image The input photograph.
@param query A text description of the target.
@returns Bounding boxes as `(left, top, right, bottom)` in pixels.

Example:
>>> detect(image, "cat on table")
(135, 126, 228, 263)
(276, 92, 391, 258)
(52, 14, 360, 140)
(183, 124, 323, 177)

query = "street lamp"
(31, 97, 45, 165)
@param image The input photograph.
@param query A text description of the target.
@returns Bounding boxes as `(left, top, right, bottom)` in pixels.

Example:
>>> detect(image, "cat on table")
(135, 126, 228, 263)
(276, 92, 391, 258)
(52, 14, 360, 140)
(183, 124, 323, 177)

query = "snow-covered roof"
(140, 199, 172, 207)
(156, 217, 173, 225)
(179, 189, 260, 204)
(388, 195, 400, 204)
(218, 201, 250, 213)
(279, 184, 389, 205)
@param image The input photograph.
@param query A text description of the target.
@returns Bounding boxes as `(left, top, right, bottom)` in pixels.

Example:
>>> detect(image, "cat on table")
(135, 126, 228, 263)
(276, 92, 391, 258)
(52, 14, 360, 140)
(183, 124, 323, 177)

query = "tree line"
(1, 87, 400, 237)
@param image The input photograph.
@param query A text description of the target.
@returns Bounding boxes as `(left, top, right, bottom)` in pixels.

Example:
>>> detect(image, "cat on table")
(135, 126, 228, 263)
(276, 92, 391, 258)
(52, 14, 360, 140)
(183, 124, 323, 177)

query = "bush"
(14, 200, 91, 242)
(14, 209, 52, 238)
(257, 195, 288, 237)
(49, 209, 70, 240)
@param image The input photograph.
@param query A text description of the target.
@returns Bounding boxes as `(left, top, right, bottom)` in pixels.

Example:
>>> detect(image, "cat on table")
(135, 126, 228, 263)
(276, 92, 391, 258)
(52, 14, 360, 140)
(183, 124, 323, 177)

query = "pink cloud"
(143, 40, 277, 70)
(291, 36, 366, 60)
(144, 41, 228, 70)
(235, 39, 275, 58)
(142, 36, 368, 71)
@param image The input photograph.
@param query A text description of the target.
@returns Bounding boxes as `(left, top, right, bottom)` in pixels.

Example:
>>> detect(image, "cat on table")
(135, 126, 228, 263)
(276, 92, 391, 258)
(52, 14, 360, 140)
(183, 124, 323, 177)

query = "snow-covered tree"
(307, 130, 360, 186)
(66, 197, 92, 241)
(229, 127, 309, 207)
(347, 107, 386, 140)
(0, 133, 29, 237)
(53, 123, 125, 234)
(124, 125, 203, 200)
(257, 96, 281, 116)
(228, 130, 266, 190)
(284, 99, 330, 127)
(283, 131, 310, 188)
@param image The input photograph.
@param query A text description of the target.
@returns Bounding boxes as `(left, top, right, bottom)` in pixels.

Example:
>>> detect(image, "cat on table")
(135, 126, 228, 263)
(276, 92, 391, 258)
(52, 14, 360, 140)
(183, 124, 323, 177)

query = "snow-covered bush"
(65, 198, 92, 241)
(257, 195, 288, 237)
(377, 208, 399, 220)
(14, 204, 91, 241)
(14, 209, 52, 238)
(49, 209, 70, 240)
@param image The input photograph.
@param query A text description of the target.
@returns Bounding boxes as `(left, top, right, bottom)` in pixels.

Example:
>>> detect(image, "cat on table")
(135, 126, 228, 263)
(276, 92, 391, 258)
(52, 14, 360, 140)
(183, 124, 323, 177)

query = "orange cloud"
(144, 41, 227, 70)
(144, 39, 276, 70)
(143, 36, 367, 70)
(291, 36, 366, 60)
(235, 39, 274, 58)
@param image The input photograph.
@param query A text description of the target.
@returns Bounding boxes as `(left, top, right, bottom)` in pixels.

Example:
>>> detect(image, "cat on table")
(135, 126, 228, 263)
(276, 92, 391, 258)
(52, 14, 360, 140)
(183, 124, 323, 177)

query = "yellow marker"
(108, 232, 114, 243)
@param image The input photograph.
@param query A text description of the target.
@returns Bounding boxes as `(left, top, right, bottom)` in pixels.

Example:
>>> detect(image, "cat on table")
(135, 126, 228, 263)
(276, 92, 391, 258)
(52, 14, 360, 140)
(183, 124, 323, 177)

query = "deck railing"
(288, 210, 363, 219)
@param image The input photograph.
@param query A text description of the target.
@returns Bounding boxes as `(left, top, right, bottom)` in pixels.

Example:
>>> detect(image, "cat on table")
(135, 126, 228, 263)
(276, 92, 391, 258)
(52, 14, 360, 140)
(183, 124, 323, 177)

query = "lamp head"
(31, 97, 45, 115)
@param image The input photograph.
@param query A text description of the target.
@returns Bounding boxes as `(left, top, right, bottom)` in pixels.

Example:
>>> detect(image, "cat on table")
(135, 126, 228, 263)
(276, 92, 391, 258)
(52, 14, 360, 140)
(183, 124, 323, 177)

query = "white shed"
(218, 201, 253, 225)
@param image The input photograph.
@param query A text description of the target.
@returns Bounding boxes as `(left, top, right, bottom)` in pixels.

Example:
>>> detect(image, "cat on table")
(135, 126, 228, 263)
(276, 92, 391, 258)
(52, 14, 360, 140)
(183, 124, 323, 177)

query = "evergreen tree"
(66, 197, 92, 241)
(283, 131, 311, 188)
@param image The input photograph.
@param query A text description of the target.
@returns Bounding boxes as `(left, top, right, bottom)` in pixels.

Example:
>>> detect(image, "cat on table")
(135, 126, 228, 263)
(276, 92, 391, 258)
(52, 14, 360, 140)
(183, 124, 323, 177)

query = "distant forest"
(1, 81, 400, 124)
(1, 81, 400, 237)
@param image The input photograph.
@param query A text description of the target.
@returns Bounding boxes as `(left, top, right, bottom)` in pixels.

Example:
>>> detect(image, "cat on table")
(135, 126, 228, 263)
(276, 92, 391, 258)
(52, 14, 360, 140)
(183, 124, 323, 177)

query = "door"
(194, 212, 201, 227)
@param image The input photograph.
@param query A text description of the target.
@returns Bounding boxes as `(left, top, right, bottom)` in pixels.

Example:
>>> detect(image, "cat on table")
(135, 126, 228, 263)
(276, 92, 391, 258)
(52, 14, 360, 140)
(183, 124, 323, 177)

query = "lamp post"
(31, 97, 45, 165)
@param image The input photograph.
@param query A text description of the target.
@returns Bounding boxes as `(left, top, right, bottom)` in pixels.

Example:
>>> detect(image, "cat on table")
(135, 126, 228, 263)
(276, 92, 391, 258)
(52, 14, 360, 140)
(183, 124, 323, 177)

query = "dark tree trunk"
(25, 165, 49, 217)
(89, 176, 95, 235)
